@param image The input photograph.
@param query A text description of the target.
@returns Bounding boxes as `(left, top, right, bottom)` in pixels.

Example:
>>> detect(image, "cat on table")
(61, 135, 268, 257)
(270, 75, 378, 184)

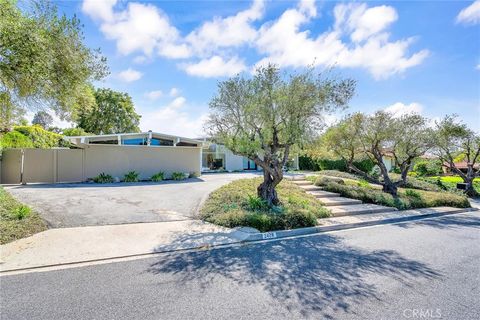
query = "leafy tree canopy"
(32, 110, 53, 128)
(206, 64, 355, 205)
(0, 0, 108, 130)
(77, 88, 141, 135)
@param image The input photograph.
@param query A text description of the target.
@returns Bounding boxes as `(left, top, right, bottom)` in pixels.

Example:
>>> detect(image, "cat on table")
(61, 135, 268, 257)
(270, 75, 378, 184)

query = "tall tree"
(433, 115, 479, 196)
(0, 0, 108, 127)
(206, 65, 355, 206)
(321, 111, 432, 196)
(32, 110, 53, 128)
(77, 88, 141, 135)
(0, 92, 25, 132)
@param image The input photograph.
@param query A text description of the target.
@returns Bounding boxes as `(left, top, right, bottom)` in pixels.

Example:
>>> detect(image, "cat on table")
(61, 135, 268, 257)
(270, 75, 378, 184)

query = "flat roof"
(65, 131, 204, 146)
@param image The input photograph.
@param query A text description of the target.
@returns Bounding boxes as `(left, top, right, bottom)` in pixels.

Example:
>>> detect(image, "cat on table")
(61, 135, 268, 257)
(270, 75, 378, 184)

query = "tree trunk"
(382, 182, 398, 196)
(257, 169, 282, 207)
(464, 165, 478, 197)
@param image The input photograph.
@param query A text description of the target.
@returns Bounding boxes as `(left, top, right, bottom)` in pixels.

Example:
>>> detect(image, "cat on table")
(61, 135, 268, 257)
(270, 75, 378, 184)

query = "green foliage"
(0, 130, 34, 148)
(32, 111, 53, 128)
(77, 88, 140, 134)
(318, 180, 470, 210)
(0, 0, 108, 122)
(0, 125, 69, 148)
(425, 176, 480, 194)
(245, 195, 269, 211)
(13, 205, 31, 220)
(123, 171, 139, 182)
(92, 173, 114, 183)
(315, 176, 345, 186)
(200, 178, 331, 232)
(357, 179, 370, 188)
(151, 172, 165, 182)
(0, 186, 47, 244)
(171, 172, 187, 180)
(317, 170, 362, 180)
(299, 155, 374, 173)
(413, 159, 443, 176)
(62, 127, 92, 136)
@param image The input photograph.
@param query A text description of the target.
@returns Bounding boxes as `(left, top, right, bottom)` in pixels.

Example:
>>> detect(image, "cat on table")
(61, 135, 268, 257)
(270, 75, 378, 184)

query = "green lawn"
(200, 178, 331, 232)
(0, 187, 47, 244)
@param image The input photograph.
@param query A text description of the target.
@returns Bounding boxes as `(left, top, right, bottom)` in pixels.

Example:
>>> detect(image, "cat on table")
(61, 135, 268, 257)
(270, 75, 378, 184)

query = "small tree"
(322, 111, 432, 196)
(206, 65, 355, 206)
(433, 115, 479, 196)
(77, 88, 141, 134)
(32, 111, 53, 128)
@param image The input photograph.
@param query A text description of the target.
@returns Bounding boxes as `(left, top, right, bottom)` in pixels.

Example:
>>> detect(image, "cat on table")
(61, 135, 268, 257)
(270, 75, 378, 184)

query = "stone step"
(329, 204, 398, 217)
(318, 197, 363, 206)
(307, 190, 341, 198)
(292, 180, 312, 186)
(299, 185, 322, 191)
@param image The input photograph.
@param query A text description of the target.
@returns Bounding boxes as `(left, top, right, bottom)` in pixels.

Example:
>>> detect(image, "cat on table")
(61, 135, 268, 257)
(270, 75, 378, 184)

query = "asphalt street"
(1, 211, 479, 320)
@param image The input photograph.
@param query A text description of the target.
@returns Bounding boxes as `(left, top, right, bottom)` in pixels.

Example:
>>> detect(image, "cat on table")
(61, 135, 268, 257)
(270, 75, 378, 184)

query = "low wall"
(0, 146, 201, 184)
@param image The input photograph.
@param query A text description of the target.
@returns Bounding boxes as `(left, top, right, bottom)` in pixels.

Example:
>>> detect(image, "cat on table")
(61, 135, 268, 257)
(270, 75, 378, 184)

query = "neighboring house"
(199, 139, 299, 172)
(442, 161, 480, 174)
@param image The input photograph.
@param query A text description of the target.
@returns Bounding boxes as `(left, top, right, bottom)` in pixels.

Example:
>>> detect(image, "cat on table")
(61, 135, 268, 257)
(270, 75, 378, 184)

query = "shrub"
(317, 170, 361, 180)
(171, 172, 187, 180)
(299, 156, 374, 173)
(357, 179, 370, 188)
(245, 195, 268, 211)
(314, 176, 345, 186)
(93, 173, 114, 183)
(413, 159, 443, 176)
(0, 131, 34, 148)
(13, 125, 70, 148)
(62, 127, 93, 136)
(151, 171, 165, 182)
(200, 178, 331, 232)
(320, 182, 470, 210)
(123, 171, 139, 182)
(13, 205, 31, 220)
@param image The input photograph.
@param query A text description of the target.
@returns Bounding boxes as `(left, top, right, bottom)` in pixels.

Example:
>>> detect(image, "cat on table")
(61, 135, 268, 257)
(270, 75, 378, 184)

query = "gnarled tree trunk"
(257, 170, 282, 206)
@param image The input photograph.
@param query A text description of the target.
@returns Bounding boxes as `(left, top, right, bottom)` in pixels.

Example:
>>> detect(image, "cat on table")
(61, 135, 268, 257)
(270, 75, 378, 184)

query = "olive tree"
(433, 115, 479, 196)
(0, 0, 108, 129)
(206, 65, 355, 206)
(322, 111, 432, 196)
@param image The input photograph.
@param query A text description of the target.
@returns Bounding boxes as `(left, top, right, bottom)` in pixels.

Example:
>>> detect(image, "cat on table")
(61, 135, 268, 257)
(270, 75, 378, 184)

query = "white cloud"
(186, 0, 264, 55)
(182, 56, 246, 77)
(456, 0, 480, 25)
(255, 2, 429, 79)
(118, 68, 143, 82)
(145, 90, 163, 100)
(384, 102, 424, 117)
(476, 63, 480, 70)
(81, 0, 117, 22)
(84, 1, 189, 58)
(140, 97, 207, 138)
(169, 88, 180, 97)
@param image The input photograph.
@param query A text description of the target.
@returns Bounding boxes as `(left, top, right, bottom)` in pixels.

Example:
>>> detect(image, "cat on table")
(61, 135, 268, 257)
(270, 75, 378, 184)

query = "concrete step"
(292, 180, 312, 186)
(318, 197, 363, 206)
(299, 185, 323, 191)
(307, 190, 341, 198)
(329, 204, 398, 217)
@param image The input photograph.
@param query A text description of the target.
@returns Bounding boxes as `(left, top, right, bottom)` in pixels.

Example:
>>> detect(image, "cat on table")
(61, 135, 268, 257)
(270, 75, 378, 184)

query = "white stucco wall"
(225, 149, 244, 171)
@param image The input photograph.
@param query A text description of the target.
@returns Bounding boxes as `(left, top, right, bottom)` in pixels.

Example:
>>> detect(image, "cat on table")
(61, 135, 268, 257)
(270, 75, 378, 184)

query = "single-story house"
(442, 161, 480, 174)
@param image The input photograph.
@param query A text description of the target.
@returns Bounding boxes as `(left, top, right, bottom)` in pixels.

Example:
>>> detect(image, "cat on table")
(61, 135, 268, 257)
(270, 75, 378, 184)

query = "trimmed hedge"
(201, 178, 331, 232)
(299, 155, 374, 173)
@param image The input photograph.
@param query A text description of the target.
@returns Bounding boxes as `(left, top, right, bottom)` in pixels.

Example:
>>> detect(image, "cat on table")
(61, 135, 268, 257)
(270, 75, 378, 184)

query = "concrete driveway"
(4, 173, 260, 228)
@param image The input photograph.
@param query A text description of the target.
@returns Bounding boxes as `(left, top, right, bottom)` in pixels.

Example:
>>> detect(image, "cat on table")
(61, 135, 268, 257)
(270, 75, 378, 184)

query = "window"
(150, 138, 174, 146)
(122, 138, 147, 145)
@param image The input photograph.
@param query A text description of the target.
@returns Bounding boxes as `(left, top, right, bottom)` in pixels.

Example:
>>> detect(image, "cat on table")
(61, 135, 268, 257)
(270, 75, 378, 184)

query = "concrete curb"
(241, 207, 479, 242)
(1, 207, 477, 275)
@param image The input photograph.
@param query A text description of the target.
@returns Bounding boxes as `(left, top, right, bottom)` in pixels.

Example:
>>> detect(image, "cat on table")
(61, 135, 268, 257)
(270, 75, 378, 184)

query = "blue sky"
(52, 0, 480, 136)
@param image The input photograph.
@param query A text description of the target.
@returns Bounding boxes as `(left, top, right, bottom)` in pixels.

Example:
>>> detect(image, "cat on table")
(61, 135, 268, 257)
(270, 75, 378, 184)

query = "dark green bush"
(151, 171, 165, 182)
(93, 173, 114, 183)
(123, 171, 139, 182)
(299, 155, 374, 173)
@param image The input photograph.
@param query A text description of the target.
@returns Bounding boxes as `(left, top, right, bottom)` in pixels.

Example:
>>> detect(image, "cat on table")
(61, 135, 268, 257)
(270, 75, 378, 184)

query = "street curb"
(242, 207, 479, 242)
(1, 207, 478, 275)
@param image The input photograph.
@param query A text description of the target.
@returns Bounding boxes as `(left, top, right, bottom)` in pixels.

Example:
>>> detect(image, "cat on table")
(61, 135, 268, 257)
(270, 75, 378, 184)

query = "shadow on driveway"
(147, 234, 441, 319)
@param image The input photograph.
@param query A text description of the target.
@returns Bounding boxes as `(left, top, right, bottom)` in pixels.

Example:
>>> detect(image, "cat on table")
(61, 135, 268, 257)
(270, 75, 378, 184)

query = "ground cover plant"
(92, 172, 114, 183)
(151, 171, 165, 182)
(201, 178, 331, 232)
(123, 171, 140, 182)
(0, 187, 47, 244)
(314, 177, 470, 210)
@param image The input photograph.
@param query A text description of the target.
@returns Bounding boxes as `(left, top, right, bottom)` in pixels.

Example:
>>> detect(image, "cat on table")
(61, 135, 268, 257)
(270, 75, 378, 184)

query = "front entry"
(243, 157, 257, 170)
